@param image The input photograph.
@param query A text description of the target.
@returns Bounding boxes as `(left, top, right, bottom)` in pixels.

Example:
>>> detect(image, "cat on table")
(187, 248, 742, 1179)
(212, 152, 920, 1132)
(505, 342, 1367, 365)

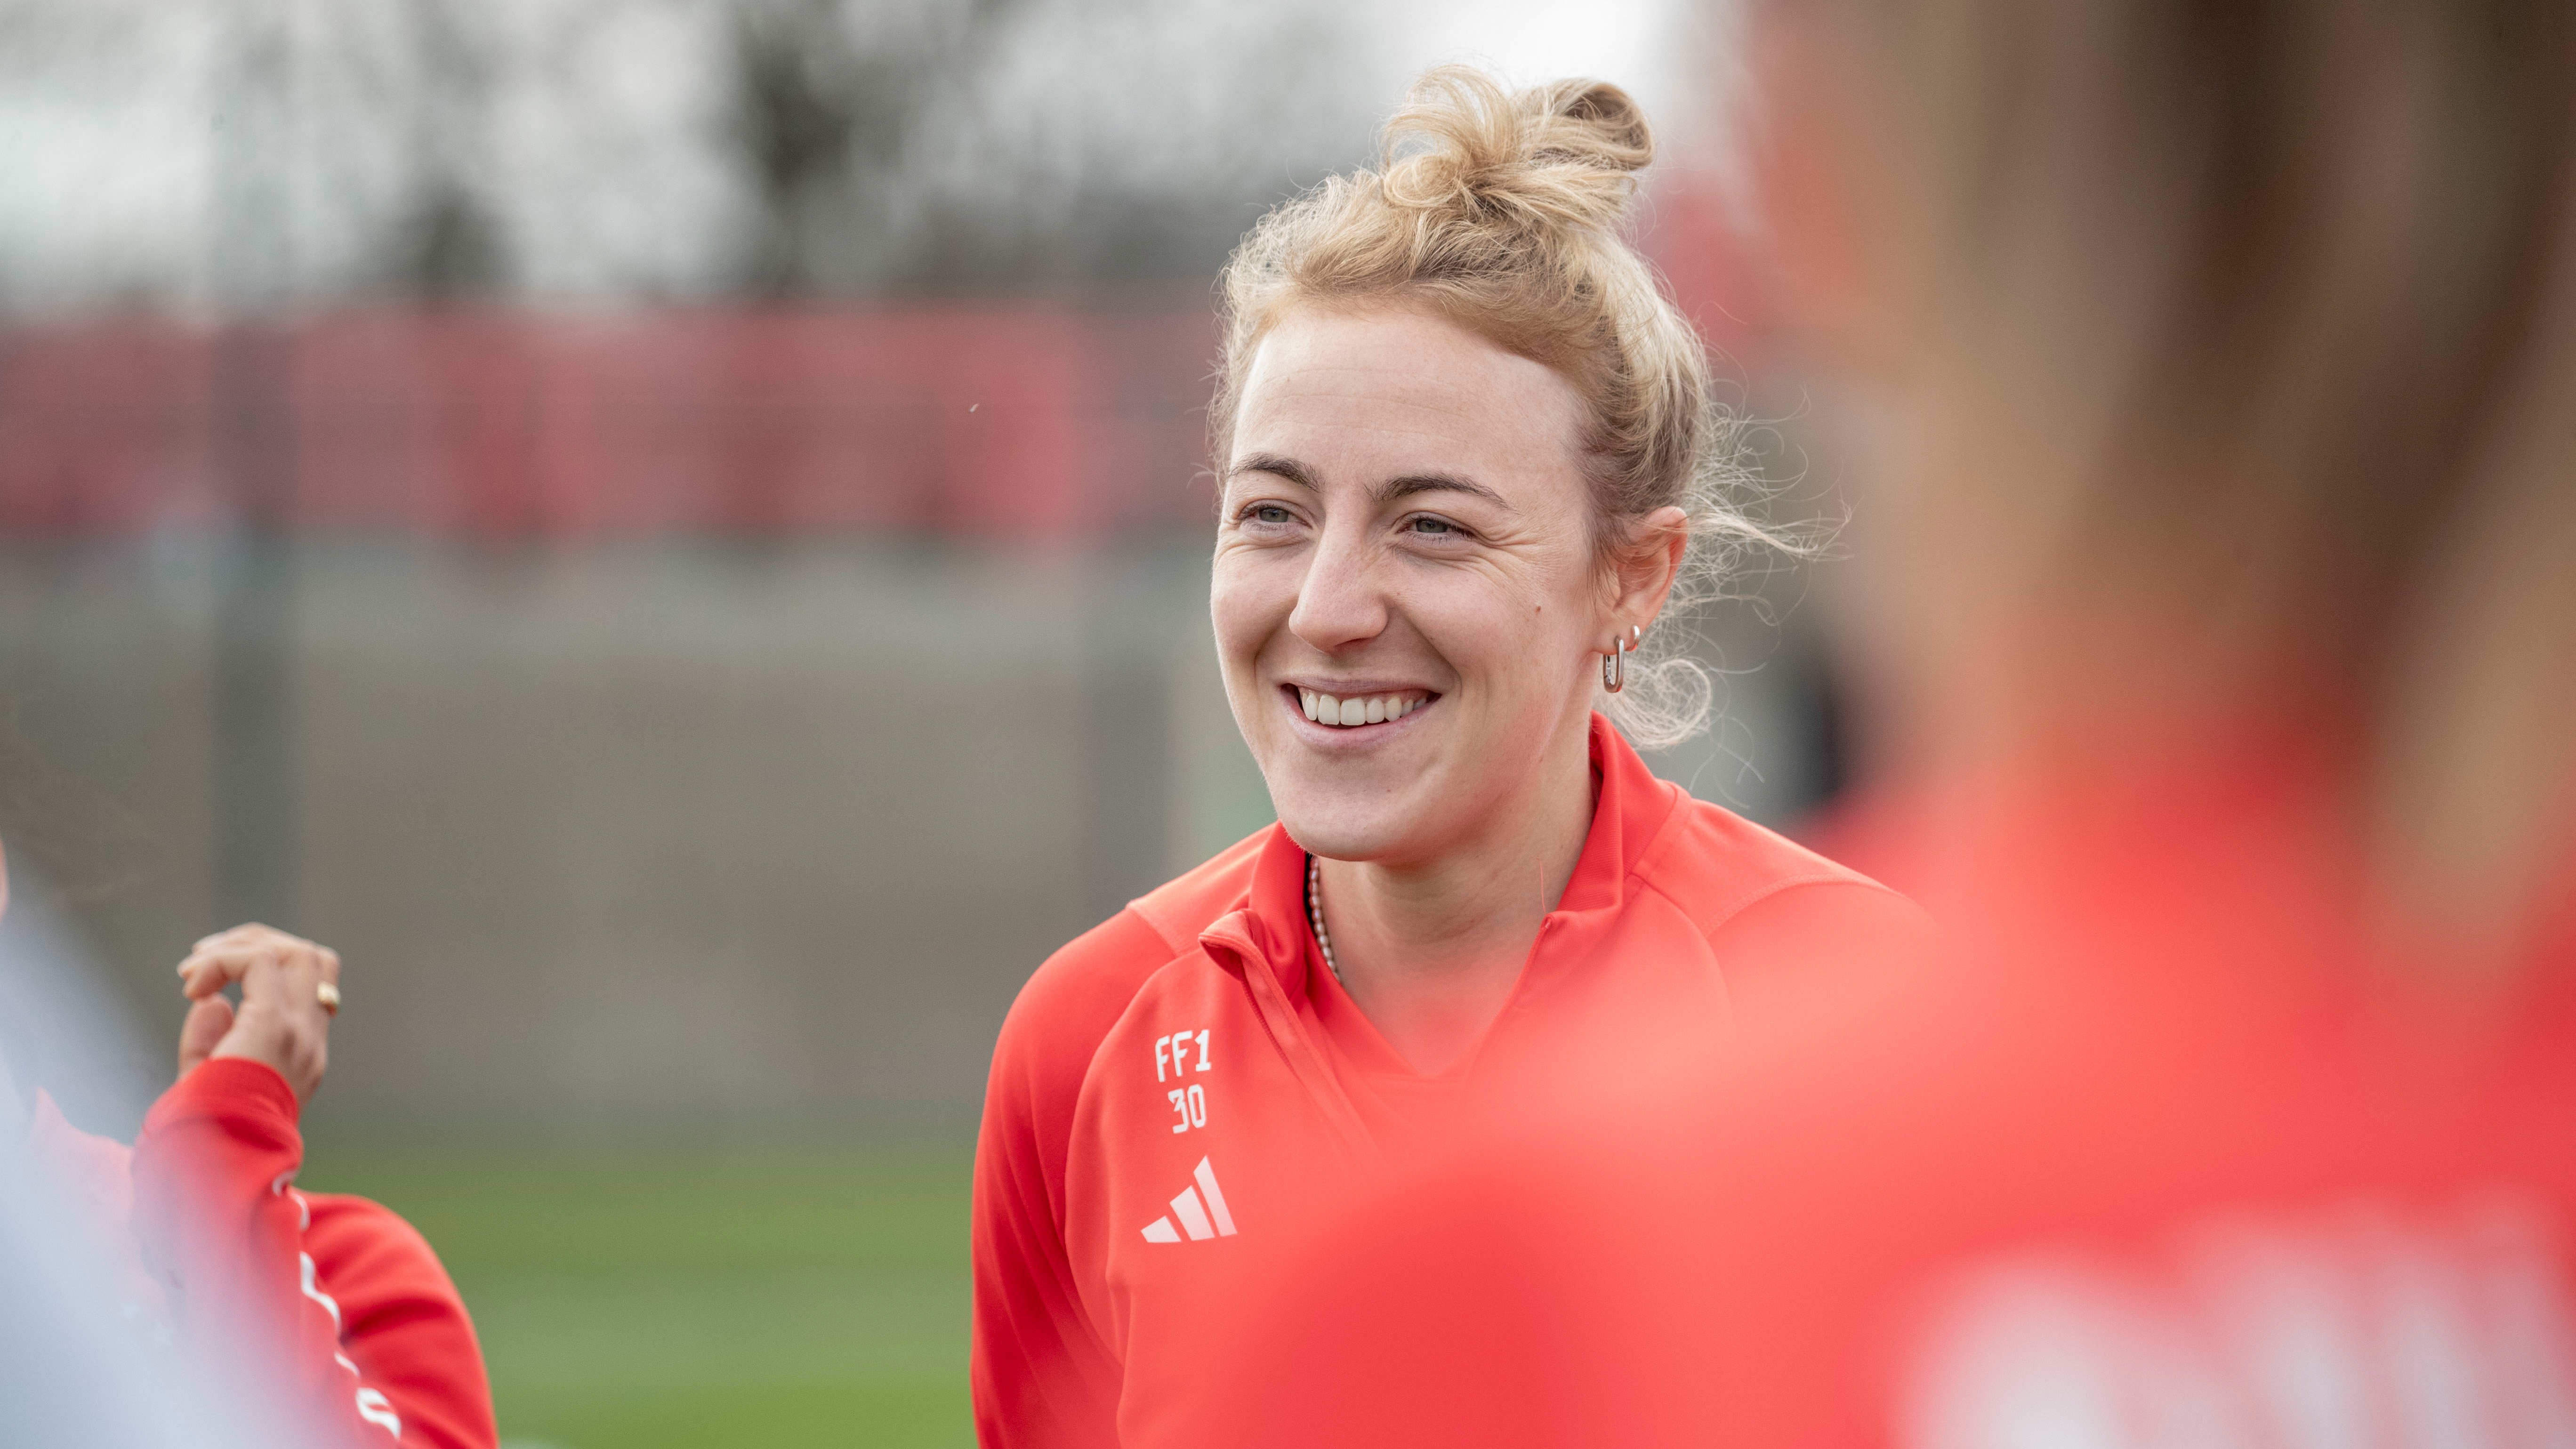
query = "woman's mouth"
(1291, 686, 1433, 729)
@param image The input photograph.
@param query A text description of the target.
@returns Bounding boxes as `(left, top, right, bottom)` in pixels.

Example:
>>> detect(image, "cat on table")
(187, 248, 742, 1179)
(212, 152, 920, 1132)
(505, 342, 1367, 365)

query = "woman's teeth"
(1298, 689, 1427, 727)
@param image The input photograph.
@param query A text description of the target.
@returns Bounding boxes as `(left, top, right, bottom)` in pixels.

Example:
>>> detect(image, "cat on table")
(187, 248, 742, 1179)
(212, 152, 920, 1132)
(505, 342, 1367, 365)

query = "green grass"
(301, 1143, 977, 1449)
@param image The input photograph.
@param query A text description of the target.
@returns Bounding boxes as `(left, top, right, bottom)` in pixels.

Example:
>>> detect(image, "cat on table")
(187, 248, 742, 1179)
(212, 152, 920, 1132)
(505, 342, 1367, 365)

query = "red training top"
(1143, 733, 2576, 1447)
(26, 1058, 497, 1449)
(970, 713, 1925, 1447)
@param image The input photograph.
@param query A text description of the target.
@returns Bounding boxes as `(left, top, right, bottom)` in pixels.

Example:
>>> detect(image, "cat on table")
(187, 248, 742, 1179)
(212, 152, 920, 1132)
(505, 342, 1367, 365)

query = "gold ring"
(316, 982, 342, 1016)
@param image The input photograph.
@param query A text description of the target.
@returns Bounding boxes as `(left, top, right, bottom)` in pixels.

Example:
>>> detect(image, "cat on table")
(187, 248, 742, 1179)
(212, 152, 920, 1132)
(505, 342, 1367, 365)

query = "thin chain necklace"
(1304, 854, 1345, 986)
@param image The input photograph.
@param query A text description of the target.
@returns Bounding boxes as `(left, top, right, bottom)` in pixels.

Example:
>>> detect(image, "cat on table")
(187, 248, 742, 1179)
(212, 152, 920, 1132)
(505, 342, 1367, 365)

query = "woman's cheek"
(1208, 558, 1286, 692)
(1415, 590, 1530, 705)
(1492, 628, 1578, 736)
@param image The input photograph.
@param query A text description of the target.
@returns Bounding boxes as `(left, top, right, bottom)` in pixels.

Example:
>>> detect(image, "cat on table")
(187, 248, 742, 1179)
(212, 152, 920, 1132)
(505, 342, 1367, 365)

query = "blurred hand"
(176, 924, 341, 1103)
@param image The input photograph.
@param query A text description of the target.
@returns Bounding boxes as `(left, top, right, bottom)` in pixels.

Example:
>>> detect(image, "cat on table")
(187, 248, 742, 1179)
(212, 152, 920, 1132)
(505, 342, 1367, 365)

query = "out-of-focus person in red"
(3, 841, 497, 1449)
(970, 65, 1928, 1449)
(1142, 1, 2576, 1444)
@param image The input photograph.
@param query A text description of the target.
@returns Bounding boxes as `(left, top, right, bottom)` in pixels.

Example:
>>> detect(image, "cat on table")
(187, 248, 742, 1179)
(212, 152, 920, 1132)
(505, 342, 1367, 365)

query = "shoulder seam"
(1124, 902, 1189, 961)
(1690, 873, 1900, 941)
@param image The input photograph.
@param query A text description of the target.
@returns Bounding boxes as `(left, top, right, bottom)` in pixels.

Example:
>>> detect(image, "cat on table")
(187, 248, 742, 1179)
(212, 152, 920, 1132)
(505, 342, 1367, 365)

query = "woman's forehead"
(1234, 306, 1585, 483)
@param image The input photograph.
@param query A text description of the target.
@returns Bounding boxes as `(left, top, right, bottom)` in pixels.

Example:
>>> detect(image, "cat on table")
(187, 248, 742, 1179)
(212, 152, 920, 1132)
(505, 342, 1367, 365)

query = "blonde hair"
(1213, 65, 1791, 750)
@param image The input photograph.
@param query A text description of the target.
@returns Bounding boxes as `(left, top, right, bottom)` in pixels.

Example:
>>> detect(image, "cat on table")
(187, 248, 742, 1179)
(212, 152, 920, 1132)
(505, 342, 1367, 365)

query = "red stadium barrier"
(0, 303, 1224, 541)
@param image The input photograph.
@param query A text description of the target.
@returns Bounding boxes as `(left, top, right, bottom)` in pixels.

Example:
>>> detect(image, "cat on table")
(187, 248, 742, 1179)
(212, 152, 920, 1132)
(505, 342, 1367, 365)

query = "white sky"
(0, 0, 1717, 314)
(1378, 0, 1702, 137)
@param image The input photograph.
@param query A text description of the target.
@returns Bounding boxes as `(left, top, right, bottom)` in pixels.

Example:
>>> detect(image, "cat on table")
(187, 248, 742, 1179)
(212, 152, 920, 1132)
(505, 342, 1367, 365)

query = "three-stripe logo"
(1140, 1157, 1237, 1243)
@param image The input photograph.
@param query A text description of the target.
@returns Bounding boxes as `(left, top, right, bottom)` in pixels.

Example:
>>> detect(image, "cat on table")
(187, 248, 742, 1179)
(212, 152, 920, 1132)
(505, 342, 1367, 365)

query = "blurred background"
(0, 0, 1838, 1443)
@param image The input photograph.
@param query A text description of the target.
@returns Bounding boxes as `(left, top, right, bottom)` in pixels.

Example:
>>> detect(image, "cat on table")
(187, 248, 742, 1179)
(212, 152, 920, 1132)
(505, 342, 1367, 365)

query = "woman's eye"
(1248, 505, 1294, 525)
(1408, 516, 1458, 536)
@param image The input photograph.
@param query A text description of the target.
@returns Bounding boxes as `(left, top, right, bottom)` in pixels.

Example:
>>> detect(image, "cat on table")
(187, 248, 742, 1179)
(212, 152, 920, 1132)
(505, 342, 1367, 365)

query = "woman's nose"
(1287, 523, 1388, 655)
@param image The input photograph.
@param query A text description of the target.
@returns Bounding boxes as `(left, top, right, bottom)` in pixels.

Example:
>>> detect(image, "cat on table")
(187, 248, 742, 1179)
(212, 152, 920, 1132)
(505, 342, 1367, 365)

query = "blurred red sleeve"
(129, 1058, 496, 1449)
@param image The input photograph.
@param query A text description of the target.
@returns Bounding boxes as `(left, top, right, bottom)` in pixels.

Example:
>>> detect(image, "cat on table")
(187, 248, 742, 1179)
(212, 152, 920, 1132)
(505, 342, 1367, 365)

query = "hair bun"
(1379, 66, 1655, 234)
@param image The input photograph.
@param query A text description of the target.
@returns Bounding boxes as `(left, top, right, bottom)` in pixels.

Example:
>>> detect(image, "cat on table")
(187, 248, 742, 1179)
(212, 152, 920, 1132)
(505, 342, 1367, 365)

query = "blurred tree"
(727, 0, 1023, 295)
(388, 0, 506, 297)
(0, 0, 1396, 309)
(721, 0, 1373, 296)
(729, 0, 861, 295)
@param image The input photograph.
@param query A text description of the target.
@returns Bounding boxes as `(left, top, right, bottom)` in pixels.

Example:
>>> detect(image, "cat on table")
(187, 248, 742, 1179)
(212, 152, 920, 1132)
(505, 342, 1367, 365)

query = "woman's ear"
(1608, 506, 1691, 635)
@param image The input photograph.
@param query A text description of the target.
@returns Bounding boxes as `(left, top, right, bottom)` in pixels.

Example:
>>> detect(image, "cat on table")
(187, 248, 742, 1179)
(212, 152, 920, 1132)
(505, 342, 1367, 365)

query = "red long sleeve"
(971, 910, 1173, 1449)
(129, 1059, 496, 1449)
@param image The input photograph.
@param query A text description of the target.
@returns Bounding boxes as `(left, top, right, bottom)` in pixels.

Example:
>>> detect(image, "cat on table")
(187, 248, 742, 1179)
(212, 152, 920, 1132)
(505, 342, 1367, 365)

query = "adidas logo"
(1140, 1157, 1238, 1243)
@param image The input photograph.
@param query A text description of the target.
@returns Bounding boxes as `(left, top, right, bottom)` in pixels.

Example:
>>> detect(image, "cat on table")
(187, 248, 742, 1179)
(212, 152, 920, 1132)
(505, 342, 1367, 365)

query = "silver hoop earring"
(1600, 625, 1642, 694)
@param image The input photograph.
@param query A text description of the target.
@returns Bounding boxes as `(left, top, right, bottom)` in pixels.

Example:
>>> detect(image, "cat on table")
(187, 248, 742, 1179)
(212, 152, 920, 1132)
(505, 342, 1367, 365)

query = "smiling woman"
(968, 65, 1927, 1449)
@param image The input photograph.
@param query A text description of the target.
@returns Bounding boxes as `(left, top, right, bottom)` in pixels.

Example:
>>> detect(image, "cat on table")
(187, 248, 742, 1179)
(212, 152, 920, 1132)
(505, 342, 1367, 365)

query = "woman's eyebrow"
(1229, 452, 1321, 492)
(1378, 473, 1511, 510)
(1227, 455, 1511, 512)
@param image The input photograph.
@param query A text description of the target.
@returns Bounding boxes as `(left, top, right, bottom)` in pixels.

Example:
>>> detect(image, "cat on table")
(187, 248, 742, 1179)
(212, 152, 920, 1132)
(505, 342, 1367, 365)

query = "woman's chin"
(1257, 733, 1489, 864)
(1269, 797, 1422, 864)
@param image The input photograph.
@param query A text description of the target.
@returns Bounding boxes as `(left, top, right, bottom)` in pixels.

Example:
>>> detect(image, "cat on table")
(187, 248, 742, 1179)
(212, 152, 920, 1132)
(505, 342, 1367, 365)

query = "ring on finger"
(316, 982, 342, 1016)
